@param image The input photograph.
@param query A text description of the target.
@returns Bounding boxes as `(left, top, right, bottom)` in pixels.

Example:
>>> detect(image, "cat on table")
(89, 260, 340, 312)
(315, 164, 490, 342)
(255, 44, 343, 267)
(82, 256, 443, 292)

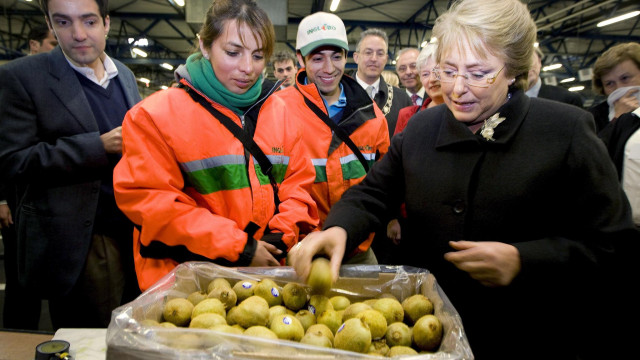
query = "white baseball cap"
(296, 12, 349, 56)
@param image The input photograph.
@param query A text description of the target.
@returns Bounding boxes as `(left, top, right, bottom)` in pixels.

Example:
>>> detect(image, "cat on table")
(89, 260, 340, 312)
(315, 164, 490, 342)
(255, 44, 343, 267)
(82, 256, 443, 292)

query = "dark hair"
(199, 0, 275, 61)
(39, 0, 109, 24)
(28, 23, 52, 43)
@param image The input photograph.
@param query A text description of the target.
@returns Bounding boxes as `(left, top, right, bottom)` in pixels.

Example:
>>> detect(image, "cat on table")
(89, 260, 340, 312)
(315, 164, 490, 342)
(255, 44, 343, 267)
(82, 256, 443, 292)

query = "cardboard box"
(106, 262, 473, 359)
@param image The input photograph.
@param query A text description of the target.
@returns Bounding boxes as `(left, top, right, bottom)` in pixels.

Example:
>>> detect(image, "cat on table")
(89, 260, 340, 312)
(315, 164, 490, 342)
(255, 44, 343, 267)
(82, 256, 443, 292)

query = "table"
(0, 328, 107, 360)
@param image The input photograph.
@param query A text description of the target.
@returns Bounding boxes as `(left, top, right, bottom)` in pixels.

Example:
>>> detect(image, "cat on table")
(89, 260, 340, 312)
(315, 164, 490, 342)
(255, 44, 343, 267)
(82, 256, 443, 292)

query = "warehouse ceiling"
(1, 0, 639, 101)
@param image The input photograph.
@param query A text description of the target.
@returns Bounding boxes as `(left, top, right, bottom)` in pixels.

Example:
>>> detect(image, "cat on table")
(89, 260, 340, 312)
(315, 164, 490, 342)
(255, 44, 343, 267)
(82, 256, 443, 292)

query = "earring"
(203, 52, 209, 60)
(509, 78, 515, 85)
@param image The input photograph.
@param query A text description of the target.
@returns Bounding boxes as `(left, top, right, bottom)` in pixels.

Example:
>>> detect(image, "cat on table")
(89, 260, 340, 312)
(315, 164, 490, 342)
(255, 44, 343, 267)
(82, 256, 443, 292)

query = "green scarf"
(185, 53, 262, 115)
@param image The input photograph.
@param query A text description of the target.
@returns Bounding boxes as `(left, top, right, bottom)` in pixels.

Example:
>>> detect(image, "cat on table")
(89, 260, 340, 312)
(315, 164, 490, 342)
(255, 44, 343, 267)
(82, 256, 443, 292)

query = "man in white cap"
(259, 11, 389, 264)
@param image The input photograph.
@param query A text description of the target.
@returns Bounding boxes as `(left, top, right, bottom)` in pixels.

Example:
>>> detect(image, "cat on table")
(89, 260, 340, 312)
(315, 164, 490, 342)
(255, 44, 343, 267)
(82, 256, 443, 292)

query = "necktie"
(366, 85, 375, 99)
(411, 93, 419, 106)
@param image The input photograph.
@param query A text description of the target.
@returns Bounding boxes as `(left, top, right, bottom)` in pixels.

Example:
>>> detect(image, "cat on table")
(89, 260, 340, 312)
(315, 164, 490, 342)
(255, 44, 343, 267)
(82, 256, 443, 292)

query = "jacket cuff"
(236, 236, 257, 266)
(261, 232, 287, 260)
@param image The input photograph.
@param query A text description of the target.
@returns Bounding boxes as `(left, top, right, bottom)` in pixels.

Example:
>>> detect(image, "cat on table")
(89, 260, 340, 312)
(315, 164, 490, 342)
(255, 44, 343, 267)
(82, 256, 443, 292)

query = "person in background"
(288, 0, 637, 358)
(381, 70, 399, 87)
(396, 47, 425, 106)
(353, 28, 412, 136)
(596, 43, 640, 225)
(0, 0, 142, 329)
(590, 42, 640, 132)
(113, 0, 318, 292)
(525, 47, 583, 107)
(259, 11, 389, 265)
(271, 50, 297, 89)
(27, 22, 58, 55)
(394, 42, 444, 135)
(0, 19, 59, 334)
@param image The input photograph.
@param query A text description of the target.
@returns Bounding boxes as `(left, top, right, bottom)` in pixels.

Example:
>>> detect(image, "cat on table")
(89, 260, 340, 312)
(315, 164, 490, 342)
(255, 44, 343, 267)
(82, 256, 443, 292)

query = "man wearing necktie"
(396, 48, 426, 106)
(353, 29, 412, 137)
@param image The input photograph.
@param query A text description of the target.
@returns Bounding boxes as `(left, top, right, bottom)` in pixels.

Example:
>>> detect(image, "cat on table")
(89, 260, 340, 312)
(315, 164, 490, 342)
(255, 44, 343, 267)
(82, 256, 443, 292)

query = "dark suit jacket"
(325, 91, 637, 358)
(589, 100, 611, 133)
(538, 83, 583, 108)
(0, 47, 141, 296)
(373, 76, 413, 136)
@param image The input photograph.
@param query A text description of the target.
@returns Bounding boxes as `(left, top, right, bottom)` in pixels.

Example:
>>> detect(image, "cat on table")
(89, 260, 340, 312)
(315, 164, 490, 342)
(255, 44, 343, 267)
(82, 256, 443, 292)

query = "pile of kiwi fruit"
(145, 259, 444, 357)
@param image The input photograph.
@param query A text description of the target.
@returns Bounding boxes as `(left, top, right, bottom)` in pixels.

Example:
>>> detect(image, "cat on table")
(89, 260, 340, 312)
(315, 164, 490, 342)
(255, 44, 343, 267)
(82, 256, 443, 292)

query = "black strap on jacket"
(295, 86, 370, 172)
(182, 85, 280, 207)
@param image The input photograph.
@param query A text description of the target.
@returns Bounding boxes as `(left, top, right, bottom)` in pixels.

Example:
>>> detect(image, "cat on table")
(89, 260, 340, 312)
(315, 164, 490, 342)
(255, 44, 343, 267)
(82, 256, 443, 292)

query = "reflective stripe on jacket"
(260, 70, 390, 254)
(114, 80, 318, 290)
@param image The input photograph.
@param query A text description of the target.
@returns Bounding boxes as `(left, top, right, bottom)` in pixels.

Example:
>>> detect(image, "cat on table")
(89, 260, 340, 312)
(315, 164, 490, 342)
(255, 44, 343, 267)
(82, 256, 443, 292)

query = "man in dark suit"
(0, 0, 141, 329)
(526, 47, 583, 108)
(353, 28, 412, 137)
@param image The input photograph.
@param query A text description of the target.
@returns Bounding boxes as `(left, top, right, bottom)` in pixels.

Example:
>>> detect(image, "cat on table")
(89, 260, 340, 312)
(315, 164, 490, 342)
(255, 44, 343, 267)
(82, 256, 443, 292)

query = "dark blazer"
(373, 76, 413, 136)
(538, 83, 583, 108)
(325, 91, 637, 358)
(0, 47, 141, 296)
(598, 111, 640, 179)
(589, 99, 611, 133)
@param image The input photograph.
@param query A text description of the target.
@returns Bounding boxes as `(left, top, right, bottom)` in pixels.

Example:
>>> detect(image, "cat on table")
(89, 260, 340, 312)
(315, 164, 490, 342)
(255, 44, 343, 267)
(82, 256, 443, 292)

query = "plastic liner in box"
(106, 262, 474, 359)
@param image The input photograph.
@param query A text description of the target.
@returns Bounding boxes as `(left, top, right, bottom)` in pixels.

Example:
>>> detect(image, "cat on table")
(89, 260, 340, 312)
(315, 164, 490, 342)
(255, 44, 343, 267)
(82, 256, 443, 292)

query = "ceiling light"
(171, 0, 185, 7)
(534, 42, 539, 48)
(161, 85, 169, 90)
(420, 41, 428, 48)
(330, 0, 340, 12)
(597, 11, 640, 27)
(132, 48, 148, 57)
(568, 86, 584, 92)
(160, 63, 174, 70)
(137, 78, 150, 84)
(542, 63, 562, 71)
(560, 77, 575, 83)
(430, 37, 438, 43)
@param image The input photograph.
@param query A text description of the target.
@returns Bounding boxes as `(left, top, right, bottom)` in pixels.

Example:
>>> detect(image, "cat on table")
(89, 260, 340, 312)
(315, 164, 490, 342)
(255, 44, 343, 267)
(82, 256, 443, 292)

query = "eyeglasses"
(397, 62, 417, 74)
(420, 67, 438, 79)
(433, 66, 505, 88)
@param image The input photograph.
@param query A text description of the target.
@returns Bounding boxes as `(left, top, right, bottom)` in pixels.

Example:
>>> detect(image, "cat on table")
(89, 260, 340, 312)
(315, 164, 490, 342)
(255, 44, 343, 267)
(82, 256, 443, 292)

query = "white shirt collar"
(65, 53, 118, 89)
(526, 77, 542, 98)
(355, 72, 381, 94)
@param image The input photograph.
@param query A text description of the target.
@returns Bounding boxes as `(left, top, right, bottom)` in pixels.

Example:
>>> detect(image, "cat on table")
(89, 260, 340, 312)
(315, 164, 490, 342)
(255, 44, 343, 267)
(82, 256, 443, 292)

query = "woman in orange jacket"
(113, 0, 318, 291)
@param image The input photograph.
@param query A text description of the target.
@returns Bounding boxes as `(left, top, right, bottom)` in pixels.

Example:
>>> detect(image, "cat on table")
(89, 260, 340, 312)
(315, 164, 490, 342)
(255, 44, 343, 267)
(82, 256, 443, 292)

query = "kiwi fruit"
(307, 257, 333, 295)
(329, 295, 351, 311)
(412, 314, 443, 351)
(316, 309, 342, 335)
(187, 290, 208, 306)
(306, 323, 335, 345)
(300, 331, 333, 348)
(233, 280, 257, 302)
(295, 309, 317, 332)
(244, 325, 279, 340)
(334, 318, 372, 353)
(159, 322, 177, 328)
(254, 279, 283, 307)
(385, 322, 412, 347)
(282, 282, 308, 311)
(162, 298, 194, 327)
(269, 314, 305, 341)
(308, 295, 334, 317)
(226, 306, 239, 325)
(402, 294, 434, 325)
(355, 309, 388, 340)
(342, 302, 372, 321)
(235, 295, 269, 328)
(207, 278, 231, 293)
(388, 345, 419, 356)
(373, 298, 404, 325)
(207, 286, 237, 310)
(191, 298, 226, 319)
(267, 305, 288, 327)
(189, 313, 226, 329)
(368, 339, 390, 356)
(210, 324, 243, 335)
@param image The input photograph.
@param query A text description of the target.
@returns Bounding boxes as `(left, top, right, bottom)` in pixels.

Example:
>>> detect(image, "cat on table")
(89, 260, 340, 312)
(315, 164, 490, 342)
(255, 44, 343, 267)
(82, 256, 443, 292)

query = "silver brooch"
(480, 113, 506, 141)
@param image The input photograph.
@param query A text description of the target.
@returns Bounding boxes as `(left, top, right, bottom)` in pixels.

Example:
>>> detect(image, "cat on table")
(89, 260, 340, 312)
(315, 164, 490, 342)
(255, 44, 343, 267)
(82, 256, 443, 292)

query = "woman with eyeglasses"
(288, 0, 637, 358)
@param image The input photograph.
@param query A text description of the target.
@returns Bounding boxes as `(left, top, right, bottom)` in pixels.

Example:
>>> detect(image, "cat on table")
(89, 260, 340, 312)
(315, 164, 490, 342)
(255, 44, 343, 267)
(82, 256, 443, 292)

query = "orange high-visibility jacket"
(114, 80, 319, 290)
(260, 70, 390, 254)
